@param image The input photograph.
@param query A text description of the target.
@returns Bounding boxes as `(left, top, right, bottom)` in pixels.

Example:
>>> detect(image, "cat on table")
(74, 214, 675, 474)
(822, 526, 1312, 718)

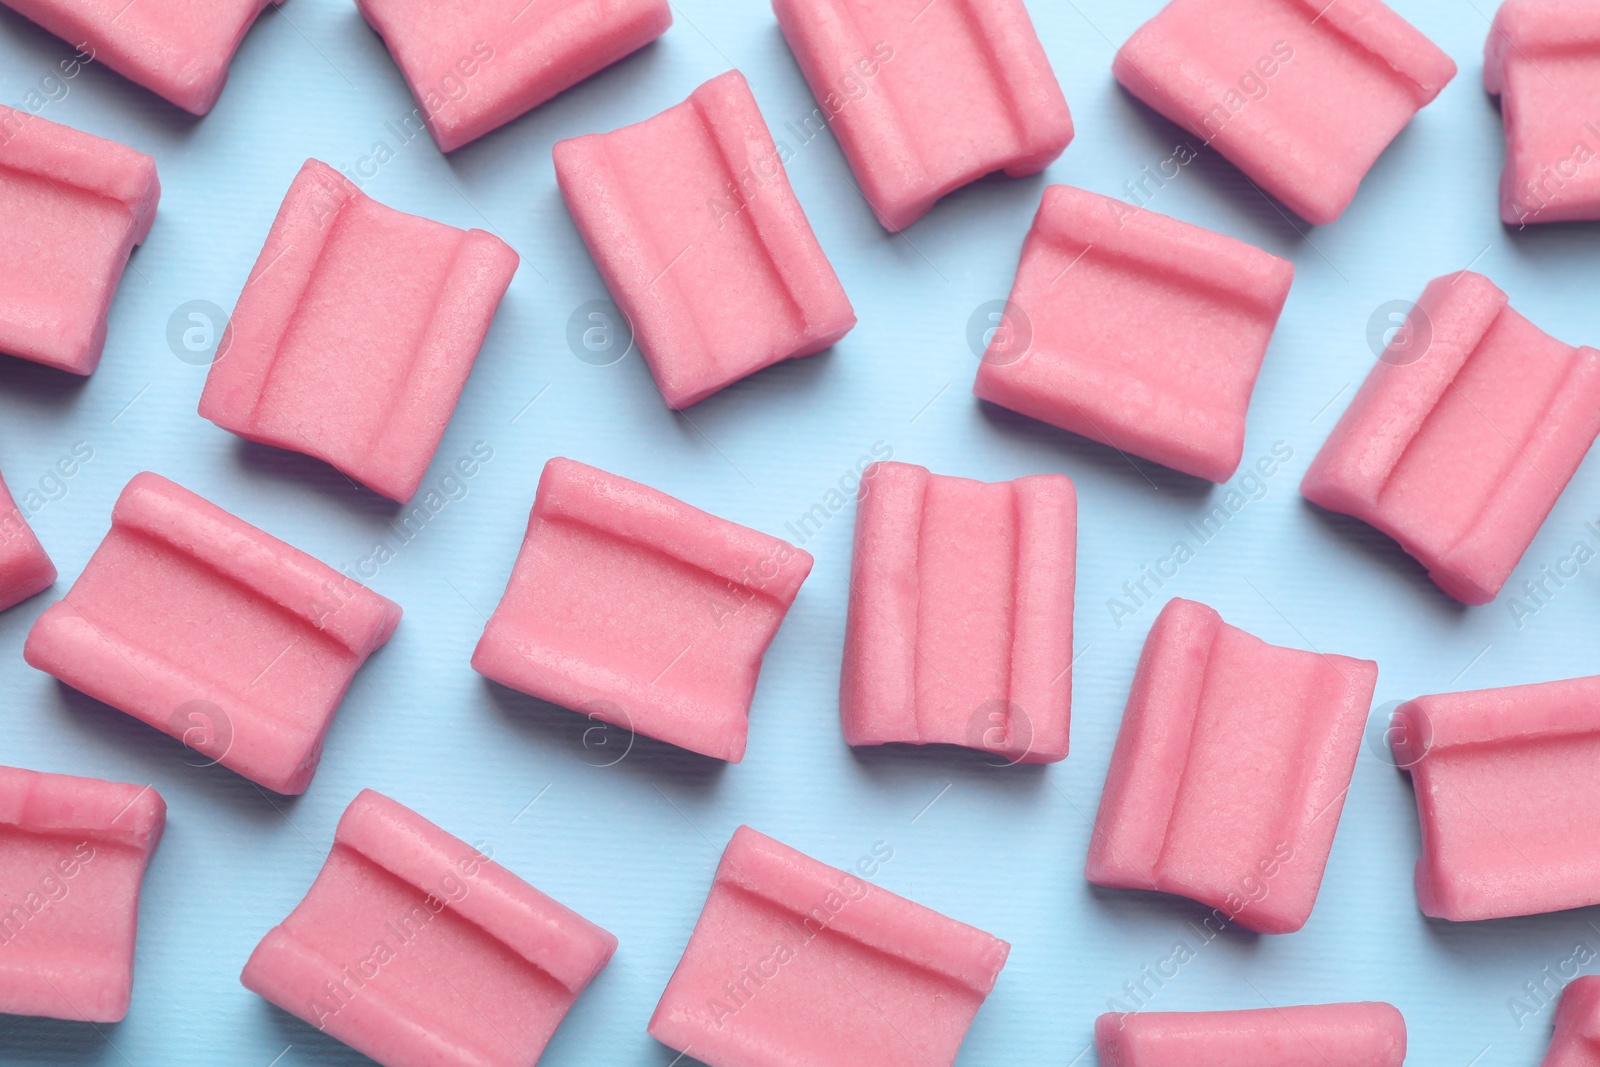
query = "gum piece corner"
(0, 469, 57, 611)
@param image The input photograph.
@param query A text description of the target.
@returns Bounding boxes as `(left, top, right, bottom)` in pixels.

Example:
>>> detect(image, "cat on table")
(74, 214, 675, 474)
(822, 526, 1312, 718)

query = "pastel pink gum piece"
(241, 789, 616, 1067)
(1095, 1002, 1407, 1067)
(1543, 977, 1600, 1067)
(553, 70, 855, 408)
(1302, 271, 1600, 605)
(356, 0, 671, 152)
(24, 472, 401, 794)
(0, 765, 165, 1023)
(0, 105, 159, 375)
(1086, 597, 1376, 933)
(1114, 0, 1456, 225)
(0, 470, 56, 612)
(772, 0, 1073, 232)
(649, 825, 1009, 1067)
(840, 461, 1075, 763)
(473, 457, 813, 762)
(973, 185, 1294, 482)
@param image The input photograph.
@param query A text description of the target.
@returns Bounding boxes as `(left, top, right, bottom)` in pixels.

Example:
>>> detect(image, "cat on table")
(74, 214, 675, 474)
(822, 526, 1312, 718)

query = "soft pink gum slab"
(1302, 271, 1600, 605)
(473, 457, 812, 762)
(0, 470, 56, 612)
(1114, 0, 1455, 225)
(649, 825, 1009, 1067)
(553, 70, 855, 409)
(1543, 977, 1600, 1067)
(23, 472, 401, 795)
(1095, 1002, 1407, 1067)
(771, 0, 1072, 232)
(0, 765, 165, 1023)
(241, 789, 616, 1067)
(1086, 597, 1376, 933)
(0, 105, 158, 375)
(840, 461, 1075, 762)
(973, 185, 1294, 482)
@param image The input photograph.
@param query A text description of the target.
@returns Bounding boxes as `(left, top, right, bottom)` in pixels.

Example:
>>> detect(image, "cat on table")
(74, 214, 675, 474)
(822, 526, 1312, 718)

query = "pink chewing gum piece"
(472, 457, 813, 762)
(649, 825, 1009, 1067)
(0, 470, 56, 612)
(1095, 1002, 1407, 1067)
(1114, 0, 1456, 225)
(0, 105, 159, 375)
(840, 460, 1076, 762)
(1302, 271, 1600, 605)
(356, 0, 671, 152)
(771, 0, 1073, 232)
(0, 766, 165, 1023)
(1086, 597, 1376, 933)
(973, 185, 1294, 482)
(242, 789, 616, 1067)
(1543, 977, 1600, 1067)
(198, 159, 518, 503)
(23, 472, 401, 795)
(553, 70, 855, 409)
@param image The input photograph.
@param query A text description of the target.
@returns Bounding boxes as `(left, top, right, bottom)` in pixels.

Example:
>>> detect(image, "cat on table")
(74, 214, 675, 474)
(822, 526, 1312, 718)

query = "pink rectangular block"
(1543, 977, 1600, 1067)
(24, 472, 401, 795)
(472, 457, 812, 762)
(973, 185, 1294, 482)
(1114, 0, 1456, 224)
(0, 470, 56, 612)
(1086, 597, 1376, 934)
(772, 0, 1073, 231)
(1302, 271, 1600, 605)
(649, 825, 1009, 1067)
(840, 461, 1075, 763)
(1096, 1002, 1407, 1067)
(242, 789, 616, 1067)
(0, 765, 165, 1023)
(553, 70, 855, 408)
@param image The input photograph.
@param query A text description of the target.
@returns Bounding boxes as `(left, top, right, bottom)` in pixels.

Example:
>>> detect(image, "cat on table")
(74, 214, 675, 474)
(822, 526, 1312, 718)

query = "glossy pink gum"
(0, 470, 56, 612)
(357, 0, 670, 152)
(24, 473, 401, 794)
(0, 105, 158, 375)
(840, 461, 1075, 763)
(1302, 272, 1600, 605)
(1543, 977, 1600, 1067)
(1096, 1002, 1407, 1067)
(554, 70, 854, 409)
(242, 789, 616, 1067)
(0, 766, 165, 1023)
(650, 825, 1009, 1067)
(1086, 597, 1376, 933)
(772, 0, 1072, 231)
(974, 185, 1293, 482)
(1114, 0, 1456, 225)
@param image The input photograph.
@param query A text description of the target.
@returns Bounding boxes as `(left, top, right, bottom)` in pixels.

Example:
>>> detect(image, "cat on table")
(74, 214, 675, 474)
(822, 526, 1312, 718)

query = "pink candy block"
(973, 185, 1294, 482)
(242, 789, 616, 1066)
(840, 461, 1075, 763)
(0, 766, 165, 1023)
(650, 826, 1009, 1067)
(1543, 977, 1600, 1067)
(1096, 1002, 1407, 1067)
(0, 106, 158, 375)
(0, 470, 56, 612)
(1114, 0, 1456, 225)
(24, 473, 401, 795)
(1086, 597, 1376, 933)
(1303, 271, 1600, 605)
(772, 0, 1073, 232)
(473, 458, 812, 762)
(554, 70, 855, 408)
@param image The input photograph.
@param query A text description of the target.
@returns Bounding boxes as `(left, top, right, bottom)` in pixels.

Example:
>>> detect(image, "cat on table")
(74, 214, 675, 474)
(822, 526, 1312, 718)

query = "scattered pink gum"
(1543, 977, 1600, 1067)
(0, 765, 165, 1023)
(1096, 1002, 1407, 1067)
(1086, 597, 1377, 934)
(242, 789, 616, 1067)
(1302, 271, 1600, 605)
(24, 472, 401, 795)
(771, 0, 1073, 231)
(973, 185, 1294, 482)
(554, 70, 854, 408)
(0, 470, 56, 612)
(474, 458, 812, 763)
(840, 461, 1075, 762)
(1114, 0, 1456, 225)
(650, 825, 1009, 1067)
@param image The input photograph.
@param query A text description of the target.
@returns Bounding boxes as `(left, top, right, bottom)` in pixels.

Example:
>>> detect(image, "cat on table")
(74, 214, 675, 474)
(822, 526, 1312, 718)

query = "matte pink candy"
(649, 825, 1009, 1067)
(0, 470, 55, 612)
(24, 472, 401, 795)
(974, 185, 1294, 482)
(1096, 1002, 1407, 1067)
(241, 789, 616, 1067)
(840, 460, 1075, 762)
(1302, 271, 1600, 605)
(1542, 977, 1600, 1067)
(554, 70, 855, 408)
(1086, 597, 1376, 934)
